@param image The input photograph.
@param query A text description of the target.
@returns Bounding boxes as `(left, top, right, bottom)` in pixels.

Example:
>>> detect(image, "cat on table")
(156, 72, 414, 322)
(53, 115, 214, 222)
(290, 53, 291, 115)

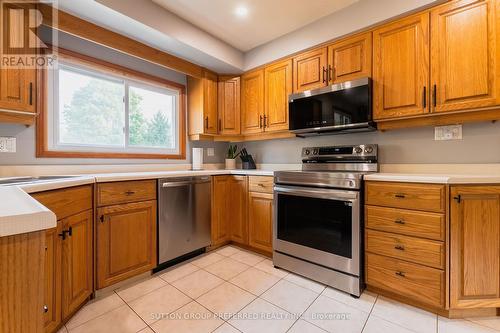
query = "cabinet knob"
(43, 305, 48, 313)
(100, 215, 105, 223)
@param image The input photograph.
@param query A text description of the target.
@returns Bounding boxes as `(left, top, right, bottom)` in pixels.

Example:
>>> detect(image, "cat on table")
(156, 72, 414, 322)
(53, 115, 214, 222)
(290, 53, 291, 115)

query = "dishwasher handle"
(161, 177, 211, 188)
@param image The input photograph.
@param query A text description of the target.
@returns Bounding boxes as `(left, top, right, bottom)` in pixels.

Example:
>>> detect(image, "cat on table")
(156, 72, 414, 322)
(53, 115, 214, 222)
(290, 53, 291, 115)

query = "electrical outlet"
(0, 137, 16, 152)
(434, 125, 462, 141)
(206, 147, 215, 157)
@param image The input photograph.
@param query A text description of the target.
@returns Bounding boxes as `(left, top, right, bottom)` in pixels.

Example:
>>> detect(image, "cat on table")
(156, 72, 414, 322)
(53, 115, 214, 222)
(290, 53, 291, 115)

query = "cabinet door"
(241, 70, 264, 135)
(248, 192, 273, 253)
(431, 0, 500, 113)
(203, 71, 218, 134)
(264, 59, 292, 132)
(327, 32, 372, 84)
(0, 3, 36, 114)
(44, 224, 62, 333)
(61, 210, 93, 319)
(292, 47, 327, 93)
(228, 176, 248, 244)
(218, 76, 240, 135)
(373, 13, 430, 119)
(97, 201, 157, 289)
(450, 186, 500, 308)
(212, 176, 231, 246)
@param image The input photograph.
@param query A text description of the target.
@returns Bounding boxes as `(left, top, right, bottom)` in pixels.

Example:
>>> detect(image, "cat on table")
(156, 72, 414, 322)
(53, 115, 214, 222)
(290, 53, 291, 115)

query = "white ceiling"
(151, 0, 359, 51)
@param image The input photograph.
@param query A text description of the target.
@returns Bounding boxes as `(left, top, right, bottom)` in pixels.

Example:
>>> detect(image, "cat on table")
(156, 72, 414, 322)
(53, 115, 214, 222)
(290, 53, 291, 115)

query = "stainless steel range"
(273, 144, 378, 297)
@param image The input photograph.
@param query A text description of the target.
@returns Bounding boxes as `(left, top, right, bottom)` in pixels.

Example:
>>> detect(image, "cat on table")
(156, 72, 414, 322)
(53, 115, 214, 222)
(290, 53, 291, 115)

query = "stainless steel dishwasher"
(158, 176, 211, 265)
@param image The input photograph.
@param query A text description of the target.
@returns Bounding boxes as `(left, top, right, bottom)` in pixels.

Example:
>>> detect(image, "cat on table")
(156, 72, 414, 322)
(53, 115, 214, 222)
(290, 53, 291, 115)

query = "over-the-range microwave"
(288, 77, 374, 137)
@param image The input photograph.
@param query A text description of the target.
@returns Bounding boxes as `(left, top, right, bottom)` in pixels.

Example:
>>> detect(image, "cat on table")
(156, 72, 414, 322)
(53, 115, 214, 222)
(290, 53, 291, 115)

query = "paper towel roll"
(192, 148, 203, 170)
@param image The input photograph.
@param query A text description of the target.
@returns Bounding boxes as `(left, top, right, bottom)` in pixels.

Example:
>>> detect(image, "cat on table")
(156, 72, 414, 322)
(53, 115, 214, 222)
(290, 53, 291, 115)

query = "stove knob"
(364, 146, 374, 154)
(313, 149, 319, 155)
(304, 149, 311, 155)
(354, 147, 363, 154)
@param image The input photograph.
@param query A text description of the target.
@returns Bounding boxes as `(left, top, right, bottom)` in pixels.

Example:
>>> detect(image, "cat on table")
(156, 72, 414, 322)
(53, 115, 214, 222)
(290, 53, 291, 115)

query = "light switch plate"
(434, 125, 462, 141)
(0, 137, 16, 152)
(206, 148, 215, 156)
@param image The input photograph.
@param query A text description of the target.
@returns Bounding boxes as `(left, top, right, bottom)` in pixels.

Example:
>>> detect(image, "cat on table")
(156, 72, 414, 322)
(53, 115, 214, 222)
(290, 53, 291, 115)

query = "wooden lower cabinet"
(228, 176, 248, 244)
(61, 210, 93, 319)
(450, 185, 500, 309)
(212, 176, 231, 246)
(44, 224, 62, 332)
(97, 200, 157, 289)
(0, 231, 45, 333)
(248, 191, 274, 253)
(211, 176, 248, 246)
(32, 185, 94, 333)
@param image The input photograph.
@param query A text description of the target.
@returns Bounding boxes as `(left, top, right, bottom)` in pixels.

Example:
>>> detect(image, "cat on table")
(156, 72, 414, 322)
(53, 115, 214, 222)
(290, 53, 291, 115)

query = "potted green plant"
(225, 144, 240, 170)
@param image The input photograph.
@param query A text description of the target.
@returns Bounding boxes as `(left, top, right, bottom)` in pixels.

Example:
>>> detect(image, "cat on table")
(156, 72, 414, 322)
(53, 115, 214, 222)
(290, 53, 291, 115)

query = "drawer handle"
(394, 193, 406, 199)
(395, 271, 406, 278)
(394, 245, 405, 251)
(125, 190, 135, 196)
(394, 219, 405, 225)
(258, 183, 265, 187)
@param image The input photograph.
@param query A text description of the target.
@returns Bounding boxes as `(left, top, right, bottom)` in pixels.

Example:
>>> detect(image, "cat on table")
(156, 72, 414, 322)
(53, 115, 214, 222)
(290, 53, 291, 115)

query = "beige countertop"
(3, 169, 276, 194)
(0, 187, 56, 237)
(364, 173, 500, 184)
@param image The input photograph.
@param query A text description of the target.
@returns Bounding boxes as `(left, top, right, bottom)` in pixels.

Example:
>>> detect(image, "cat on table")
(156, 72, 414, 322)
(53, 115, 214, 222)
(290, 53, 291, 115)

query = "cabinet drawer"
(366, 229, 444, 269)
(248, 176, 274, 194)
(366, 253, 445, 308)
(32, 185, 92, 220)
(366, 182, 446, 213)
(366, 205, 445, 241)
(97, 180, 156, 206)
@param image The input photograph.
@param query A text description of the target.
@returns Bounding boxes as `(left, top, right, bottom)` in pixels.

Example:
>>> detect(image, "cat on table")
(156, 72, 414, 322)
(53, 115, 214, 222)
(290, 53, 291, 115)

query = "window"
(39, 49, 186, 159)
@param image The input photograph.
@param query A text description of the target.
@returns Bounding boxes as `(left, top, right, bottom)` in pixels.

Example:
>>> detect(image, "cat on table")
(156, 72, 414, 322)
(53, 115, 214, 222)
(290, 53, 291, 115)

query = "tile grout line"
(285, 286, 326, 333)
(115, 289, 158, 333)
(367, 296, 426, 333)
(64, 292, 127, 331)
(360, 293, 378, 333)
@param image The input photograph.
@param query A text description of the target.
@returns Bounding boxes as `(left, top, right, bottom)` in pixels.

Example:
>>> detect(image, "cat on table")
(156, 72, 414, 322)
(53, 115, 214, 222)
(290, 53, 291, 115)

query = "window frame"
(36, 47, 186, 160)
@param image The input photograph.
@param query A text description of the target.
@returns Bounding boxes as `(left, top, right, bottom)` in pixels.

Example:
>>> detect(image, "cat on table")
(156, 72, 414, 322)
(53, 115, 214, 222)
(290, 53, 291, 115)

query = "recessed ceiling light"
(235, 6, 248, 17)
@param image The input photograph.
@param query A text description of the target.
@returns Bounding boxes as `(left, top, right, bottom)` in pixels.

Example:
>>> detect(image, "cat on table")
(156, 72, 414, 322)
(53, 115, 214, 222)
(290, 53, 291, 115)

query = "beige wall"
(244, 0, 441, 70)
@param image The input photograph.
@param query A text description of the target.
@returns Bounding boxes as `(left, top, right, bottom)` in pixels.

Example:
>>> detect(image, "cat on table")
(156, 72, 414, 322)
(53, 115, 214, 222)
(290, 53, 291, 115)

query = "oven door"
(273, 185, 360, 276)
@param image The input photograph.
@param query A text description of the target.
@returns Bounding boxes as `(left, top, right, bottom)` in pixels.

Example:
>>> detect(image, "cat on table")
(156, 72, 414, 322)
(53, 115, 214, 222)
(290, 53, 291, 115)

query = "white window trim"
(47, 60, 181, 156)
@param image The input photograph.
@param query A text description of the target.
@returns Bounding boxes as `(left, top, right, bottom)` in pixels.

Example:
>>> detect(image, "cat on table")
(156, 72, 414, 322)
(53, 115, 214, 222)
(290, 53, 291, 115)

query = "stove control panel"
(301, 144, 378, 160)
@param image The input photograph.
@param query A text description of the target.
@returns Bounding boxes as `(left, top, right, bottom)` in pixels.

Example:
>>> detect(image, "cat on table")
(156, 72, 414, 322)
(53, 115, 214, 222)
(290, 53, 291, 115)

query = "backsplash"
(240, 121, 500, 165)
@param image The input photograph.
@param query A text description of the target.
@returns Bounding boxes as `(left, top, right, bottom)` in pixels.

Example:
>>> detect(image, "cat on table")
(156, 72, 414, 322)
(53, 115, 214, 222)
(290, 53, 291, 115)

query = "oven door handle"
(274, 185, 359, 201)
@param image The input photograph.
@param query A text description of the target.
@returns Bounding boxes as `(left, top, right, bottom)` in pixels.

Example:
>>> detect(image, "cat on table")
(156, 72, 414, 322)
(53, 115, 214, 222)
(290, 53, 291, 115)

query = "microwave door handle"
(274, 185, 358, 201)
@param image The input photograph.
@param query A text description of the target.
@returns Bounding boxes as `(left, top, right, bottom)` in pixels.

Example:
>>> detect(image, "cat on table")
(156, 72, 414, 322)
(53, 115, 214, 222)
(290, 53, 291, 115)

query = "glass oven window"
(277, 193, 352, 259)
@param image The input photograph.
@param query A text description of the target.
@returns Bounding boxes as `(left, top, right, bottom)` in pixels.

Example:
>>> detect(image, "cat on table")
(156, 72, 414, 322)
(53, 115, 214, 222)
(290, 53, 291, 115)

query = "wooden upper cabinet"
(204, 70, 218, 134)
(264, 59, 292, 132)
(327, 32, 372, 84)
(218, 76, 240, 135)
(0, 3, 37, 118)
(212, 176, 231, 246)
(228, 176, 248, 244)
(293, 47, 328, 93)
(431, 0, 500, 113)
(248, 191, 274, 253)
(241, 69, 265, 135)
(97, 200, 157, 289)
(373, 13, 430, 120)
(61, 210, 93, 320)
(450, 185, 500, 309)
(187, 70, 218, 135)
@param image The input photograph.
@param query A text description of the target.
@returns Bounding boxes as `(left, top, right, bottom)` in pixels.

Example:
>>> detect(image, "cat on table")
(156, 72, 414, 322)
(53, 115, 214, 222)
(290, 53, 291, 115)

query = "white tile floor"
(59, 245, 500, 333)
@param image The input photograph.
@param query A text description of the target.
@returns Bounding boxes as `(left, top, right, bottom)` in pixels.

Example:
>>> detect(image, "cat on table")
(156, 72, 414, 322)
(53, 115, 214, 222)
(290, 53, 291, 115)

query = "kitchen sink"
(0, 176, 80, 186)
